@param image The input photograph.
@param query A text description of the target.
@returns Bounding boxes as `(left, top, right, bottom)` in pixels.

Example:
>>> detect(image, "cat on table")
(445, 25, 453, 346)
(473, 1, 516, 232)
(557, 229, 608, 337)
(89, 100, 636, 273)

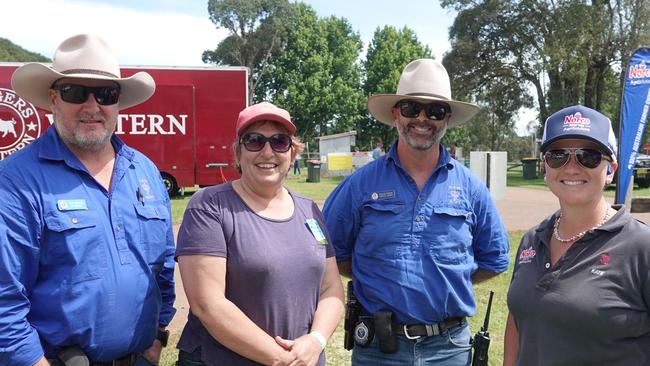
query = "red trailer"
(0, 64, 247, 195)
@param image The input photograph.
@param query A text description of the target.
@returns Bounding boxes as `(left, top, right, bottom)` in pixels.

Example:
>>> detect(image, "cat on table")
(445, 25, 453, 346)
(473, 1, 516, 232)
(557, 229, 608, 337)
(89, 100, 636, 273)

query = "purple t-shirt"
(175, 182, 334, 365)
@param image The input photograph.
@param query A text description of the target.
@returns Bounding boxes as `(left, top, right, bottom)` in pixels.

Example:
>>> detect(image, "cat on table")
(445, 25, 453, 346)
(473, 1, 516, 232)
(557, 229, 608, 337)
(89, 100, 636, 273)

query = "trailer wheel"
(161, 173, 180, 197)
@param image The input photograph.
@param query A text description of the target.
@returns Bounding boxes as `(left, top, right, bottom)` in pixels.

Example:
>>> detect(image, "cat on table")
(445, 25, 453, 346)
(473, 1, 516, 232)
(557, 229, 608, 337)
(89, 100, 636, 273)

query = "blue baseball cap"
(540, 105, 617, 160)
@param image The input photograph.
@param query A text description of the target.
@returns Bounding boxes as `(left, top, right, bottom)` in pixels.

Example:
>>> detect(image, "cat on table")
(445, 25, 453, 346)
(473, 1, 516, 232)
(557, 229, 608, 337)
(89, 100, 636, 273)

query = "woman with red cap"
(175, 102, 344, 366)
(504, 105, 650, 366)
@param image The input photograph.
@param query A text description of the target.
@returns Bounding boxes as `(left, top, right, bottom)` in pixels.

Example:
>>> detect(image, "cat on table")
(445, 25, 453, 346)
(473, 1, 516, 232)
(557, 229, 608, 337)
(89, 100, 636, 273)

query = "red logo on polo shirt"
(598, 253, 610, 266)
(518, 247, 536, 264)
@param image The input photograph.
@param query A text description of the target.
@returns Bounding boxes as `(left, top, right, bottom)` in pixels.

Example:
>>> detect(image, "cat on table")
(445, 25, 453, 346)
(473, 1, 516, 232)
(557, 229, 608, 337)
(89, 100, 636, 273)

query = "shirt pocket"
(134, 202, 169, 266)
(43, 210, 108, 284)
(427, 206, 472, 265)
(358, 201, 405, 258)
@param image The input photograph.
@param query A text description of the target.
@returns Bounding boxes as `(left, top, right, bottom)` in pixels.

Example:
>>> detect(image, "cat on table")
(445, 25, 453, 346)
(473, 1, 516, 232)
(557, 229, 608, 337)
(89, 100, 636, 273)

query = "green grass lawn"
(161, 167, 645, 365)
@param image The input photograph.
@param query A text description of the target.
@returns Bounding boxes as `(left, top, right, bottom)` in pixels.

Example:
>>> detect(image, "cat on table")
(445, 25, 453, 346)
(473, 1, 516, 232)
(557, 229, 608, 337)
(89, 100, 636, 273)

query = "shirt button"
(545, 262, 550, 269)
(115, 225, 121, 232)
(415, 216, 422, 222)
(71, 217, 78, 224)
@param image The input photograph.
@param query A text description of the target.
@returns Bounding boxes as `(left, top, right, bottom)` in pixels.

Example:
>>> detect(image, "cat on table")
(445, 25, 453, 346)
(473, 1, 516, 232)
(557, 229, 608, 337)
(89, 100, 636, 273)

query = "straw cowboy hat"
(367, 59, 480, 128)
(11, 34, 155, 111)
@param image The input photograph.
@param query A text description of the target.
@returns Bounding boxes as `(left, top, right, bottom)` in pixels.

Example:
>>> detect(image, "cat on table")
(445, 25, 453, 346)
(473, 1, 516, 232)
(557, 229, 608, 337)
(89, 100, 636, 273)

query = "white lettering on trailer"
(116, 114, 187, 135)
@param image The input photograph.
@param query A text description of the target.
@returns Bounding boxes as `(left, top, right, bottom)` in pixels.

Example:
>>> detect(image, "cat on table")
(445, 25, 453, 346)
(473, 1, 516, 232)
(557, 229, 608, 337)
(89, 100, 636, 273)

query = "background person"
(324, 59, 509, 365)
(294, 152, 302, 174)
(175, 102, 345, 366)
(504, 105, 650, 365)
(0, 34, 175, 366)
(371, 141, 383, 160)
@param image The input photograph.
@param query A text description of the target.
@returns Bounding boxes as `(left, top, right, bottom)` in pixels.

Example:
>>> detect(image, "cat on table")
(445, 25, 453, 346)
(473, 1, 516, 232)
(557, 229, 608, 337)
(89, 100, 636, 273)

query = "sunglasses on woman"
(53, 84, 121, 105)
(395, 100, 450, 121)
(240, 132, 293, 153)
(543, 148, 612, 169)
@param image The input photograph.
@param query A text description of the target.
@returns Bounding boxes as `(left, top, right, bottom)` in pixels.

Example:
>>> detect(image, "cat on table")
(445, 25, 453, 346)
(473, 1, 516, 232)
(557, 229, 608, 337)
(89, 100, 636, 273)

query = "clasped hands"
(271, 334, 322, 366)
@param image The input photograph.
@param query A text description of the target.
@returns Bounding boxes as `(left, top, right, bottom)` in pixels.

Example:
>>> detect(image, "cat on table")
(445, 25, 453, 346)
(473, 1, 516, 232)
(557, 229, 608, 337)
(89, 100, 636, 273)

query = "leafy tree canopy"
(0, 38, 49, 62)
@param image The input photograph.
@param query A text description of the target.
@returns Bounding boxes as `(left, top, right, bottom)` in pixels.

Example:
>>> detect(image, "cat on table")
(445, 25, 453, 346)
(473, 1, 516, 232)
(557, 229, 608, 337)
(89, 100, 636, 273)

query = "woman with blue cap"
(504, 105, 650, 365)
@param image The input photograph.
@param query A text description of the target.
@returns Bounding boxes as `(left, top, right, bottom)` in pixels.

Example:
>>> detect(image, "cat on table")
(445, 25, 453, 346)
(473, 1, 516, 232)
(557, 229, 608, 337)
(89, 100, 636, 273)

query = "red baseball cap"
(236, 102, 296, 137)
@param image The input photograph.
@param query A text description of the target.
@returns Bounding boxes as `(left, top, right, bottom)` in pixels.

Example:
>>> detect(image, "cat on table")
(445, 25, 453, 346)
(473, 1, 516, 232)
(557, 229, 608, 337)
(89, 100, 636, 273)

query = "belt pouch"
(374, 311, 398, 353)
(57, 347, 90, 366)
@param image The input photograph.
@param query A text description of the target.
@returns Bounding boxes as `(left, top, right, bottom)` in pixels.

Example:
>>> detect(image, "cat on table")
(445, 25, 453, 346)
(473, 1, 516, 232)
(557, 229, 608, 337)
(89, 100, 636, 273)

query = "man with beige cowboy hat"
(0, 34, 175, 366)
(324, 59, 509, 365)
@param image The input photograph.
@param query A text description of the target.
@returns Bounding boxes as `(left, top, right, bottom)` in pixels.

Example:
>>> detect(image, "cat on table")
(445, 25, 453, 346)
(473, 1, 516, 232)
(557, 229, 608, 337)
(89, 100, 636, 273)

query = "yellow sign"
(327, 153, 353, 170)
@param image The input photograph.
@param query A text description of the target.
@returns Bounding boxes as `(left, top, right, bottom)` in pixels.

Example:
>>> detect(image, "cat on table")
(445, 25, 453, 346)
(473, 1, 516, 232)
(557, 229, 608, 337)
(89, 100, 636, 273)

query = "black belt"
(394, 317, 465, 339)
(48, 352, 138, 366)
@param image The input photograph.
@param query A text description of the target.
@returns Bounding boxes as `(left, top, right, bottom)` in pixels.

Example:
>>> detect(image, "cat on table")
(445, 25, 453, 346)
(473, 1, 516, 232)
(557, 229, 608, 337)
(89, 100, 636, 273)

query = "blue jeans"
(352, 322, 472, 366)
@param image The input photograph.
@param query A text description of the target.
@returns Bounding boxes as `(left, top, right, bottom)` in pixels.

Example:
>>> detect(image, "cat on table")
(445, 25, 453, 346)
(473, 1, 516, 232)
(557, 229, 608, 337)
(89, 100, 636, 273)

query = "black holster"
(344, 281, 362, 350)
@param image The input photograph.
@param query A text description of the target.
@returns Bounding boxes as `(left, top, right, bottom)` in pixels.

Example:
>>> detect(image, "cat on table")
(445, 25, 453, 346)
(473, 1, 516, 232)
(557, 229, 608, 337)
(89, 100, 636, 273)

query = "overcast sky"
(1, 0, 534, 134)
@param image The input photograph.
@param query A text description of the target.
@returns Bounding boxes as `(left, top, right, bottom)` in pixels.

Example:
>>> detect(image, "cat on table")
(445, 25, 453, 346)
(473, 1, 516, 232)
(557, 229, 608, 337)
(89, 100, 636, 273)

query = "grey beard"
(54, 112, 113, 152)
(399, 122, 447, 151)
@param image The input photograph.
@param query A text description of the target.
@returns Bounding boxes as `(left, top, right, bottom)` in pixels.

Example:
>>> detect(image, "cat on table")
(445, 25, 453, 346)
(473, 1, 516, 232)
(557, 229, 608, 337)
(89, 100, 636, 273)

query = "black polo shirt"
(507, 207, 650, 366)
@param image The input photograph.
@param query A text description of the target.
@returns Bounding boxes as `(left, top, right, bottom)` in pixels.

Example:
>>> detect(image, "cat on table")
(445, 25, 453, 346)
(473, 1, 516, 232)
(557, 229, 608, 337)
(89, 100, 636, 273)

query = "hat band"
(404, 92, 449, 101)
(60, 68, 119, 78)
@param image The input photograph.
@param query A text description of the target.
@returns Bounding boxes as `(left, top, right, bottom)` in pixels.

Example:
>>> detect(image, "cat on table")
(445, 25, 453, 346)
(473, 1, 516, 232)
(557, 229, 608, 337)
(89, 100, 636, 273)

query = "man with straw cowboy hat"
(0, 34, 175, 366)
(324, 59, 509, 365)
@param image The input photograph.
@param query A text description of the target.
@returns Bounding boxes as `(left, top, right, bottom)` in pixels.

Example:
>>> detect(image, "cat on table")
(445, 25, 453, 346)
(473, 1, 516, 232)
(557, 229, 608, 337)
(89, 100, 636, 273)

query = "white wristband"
(309, 331, 327, 351)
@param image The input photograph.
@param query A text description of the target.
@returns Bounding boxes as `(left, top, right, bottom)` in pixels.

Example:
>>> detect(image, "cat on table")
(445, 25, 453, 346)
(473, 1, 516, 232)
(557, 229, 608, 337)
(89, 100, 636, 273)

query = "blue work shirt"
(0, 127, 176, 365)
(323, 142, 509, 324)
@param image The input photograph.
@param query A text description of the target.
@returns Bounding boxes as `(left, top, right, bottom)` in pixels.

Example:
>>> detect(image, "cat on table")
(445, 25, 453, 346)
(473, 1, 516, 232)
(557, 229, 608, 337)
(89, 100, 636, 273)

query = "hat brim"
(237, 113, 297, 137)
(11, 63, 155, 111)
(367, 94, 480, 128)
(540, 135, 616, 159)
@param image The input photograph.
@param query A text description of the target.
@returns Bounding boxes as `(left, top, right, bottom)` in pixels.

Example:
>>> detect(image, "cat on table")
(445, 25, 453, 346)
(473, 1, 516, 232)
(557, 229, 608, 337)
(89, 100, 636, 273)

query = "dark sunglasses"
(543, 148, 612, 169)
(240, 132, 293, 153)
(395, 100, 450, 121)
(53, 84, 121, 105)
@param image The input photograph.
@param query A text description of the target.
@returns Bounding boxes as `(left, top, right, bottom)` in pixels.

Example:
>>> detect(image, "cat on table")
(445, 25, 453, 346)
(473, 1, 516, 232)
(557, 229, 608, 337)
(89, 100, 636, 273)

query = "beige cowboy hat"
(367, 59, 480, 128)
(11, 34, 155, 111)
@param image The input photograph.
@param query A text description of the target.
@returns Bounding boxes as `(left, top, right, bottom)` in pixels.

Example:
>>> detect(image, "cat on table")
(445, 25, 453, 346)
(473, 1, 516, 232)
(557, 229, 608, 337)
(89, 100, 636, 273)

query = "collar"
(385, 141, 454, 171)
(535, 204, 627, 247)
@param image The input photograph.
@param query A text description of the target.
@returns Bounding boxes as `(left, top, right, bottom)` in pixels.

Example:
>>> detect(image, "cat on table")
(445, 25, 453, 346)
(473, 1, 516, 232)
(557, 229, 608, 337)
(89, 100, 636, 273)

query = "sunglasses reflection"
(543, 148, 612, 169)
(240, 133, 293, 153)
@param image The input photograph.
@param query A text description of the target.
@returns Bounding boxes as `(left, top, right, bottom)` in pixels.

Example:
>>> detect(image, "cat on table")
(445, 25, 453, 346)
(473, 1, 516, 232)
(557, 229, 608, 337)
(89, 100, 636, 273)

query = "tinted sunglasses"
(240, 132, 293, 153)
(395, 101, 450, 121)
(543, 148, 612, 169)
(53, 84, 121, 105)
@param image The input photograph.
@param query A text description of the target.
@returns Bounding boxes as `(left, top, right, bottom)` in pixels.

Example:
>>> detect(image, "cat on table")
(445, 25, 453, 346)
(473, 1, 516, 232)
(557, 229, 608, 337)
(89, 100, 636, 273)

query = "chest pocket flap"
(134, 204, 167, 220)
(45, 209, 98, 232)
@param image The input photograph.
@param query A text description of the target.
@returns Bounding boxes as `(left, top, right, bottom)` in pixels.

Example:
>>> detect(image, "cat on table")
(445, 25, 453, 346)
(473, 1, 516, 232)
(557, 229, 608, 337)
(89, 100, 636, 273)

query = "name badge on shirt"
(306, 219, 328, 245)
(371, 190, 395, 200)
(57, 199, 88, 211)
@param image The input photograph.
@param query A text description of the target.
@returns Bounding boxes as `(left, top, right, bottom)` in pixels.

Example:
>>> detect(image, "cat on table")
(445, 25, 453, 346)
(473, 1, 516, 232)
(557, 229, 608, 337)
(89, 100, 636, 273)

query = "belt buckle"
(403, 324, 421, 340)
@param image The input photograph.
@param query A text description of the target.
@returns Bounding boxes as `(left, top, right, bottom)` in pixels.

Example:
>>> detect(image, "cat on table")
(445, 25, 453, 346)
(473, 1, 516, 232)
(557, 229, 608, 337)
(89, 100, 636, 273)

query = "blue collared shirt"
(323, 142, 509, 324)
(0, 127, 176, 365)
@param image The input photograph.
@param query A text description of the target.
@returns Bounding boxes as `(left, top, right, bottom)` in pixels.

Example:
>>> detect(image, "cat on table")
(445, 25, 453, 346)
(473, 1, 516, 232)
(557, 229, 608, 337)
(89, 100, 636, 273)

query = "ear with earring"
(605, 165, 614, 185)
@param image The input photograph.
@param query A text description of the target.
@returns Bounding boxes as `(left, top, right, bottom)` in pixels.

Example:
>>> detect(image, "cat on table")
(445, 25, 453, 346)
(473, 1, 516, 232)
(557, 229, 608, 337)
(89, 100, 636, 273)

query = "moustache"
(77, 114, 107, 123)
